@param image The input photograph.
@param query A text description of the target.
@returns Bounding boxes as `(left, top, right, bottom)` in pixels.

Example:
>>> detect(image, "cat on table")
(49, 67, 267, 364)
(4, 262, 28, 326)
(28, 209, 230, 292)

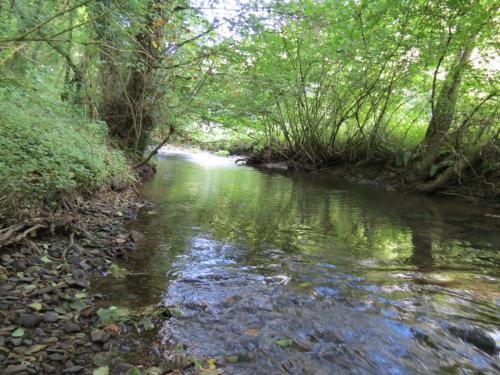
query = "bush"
(0, 76, 134, 215)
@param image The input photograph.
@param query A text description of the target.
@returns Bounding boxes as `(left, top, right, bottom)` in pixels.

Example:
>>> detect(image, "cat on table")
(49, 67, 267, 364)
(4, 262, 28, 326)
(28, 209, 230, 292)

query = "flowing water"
(96, 149, 500, 374)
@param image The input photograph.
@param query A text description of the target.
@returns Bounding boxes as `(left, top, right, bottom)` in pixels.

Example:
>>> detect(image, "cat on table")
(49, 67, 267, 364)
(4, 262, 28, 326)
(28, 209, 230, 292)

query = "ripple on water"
(94, 152, 500, 373)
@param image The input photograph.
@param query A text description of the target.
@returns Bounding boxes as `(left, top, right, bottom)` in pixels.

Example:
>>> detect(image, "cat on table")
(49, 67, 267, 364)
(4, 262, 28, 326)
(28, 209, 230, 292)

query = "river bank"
(0, 187, 173, 375)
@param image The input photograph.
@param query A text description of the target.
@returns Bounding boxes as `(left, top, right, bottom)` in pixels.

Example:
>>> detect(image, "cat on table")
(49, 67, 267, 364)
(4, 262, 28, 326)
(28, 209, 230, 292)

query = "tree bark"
(411, 42, 475, 184)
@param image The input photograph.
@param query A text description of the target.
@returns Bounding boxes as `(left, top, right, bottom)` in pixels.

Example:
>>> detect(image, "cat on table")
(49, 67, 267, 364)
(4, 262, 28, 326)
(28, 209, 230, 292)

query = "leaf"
(141, 316, 155, 330)
(429, 164, 439, 177)
(28, 302, 43, 311)
(93, 366, 109, 375)
(70, 300, 87, 311)
(24, 284, 37, 292)
(226, 355, 239, 363)
(108, 264, 129, 278)
(152, 40, 159, 49)
(11, 327, 25, 337)
(40, 256, 52, 263)
(27, 344, 46, 354)
(207, 358, 216, 369)
(275, 338, 292, 348)
(126, 369, 141, 375)
(97, 306, 128, 323)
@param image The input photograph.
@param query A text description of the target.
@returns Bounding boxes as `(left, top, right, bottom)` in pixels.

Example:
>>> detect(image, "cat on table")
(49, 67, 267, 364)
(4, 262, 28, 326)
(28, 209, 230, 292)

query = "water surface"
(97, 149, 500, 374)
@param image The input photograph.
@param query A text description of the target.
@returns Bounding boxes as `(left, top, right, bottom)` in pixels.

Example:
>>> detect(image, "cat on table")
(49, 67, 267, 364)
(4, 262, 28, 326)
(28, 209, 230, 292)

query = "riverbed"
(96, 148, 500, 374)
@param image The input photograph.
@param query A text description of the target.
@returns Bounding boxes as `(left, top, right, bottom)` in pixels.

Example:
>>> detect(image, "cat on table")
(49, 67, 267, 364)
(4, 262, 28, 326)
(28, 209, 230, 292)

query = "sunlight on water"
(95, 151, 500, 374)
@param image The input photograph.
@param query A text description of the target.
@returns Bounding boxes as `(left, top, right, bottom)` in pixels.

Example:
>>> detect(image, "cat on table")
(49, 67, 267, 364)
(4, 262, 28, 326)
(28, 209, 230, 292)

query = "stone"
(3, 364, 29, 375)
(48, 353, 64, 361)
(43, 311, 59, 323)
(449, 326, 498, 354)
(63, 321, 81, 333)
(114, 363, 135, 374)
(90, 329, 110, 344)
(10, 338, 22, 346)
(18, 314, 41, 328)
(62, 366, 84, 373)
(130, 230, 144, 242)
(42, 363, 57, 373)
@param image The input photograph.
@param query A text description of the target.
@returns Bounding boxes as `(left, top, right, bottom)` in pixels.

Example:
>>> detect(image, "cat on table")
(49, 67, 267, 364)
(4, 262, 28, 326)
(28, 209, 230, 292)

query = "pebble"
(43, 311, 59, 323)
(48, 353, 64, 361)
(18, 313, 41, 328)
(10, 337, 22, 346)
(91, 329, 110, 343)
(63, 321, 81, 333)
(3, 364, 30, 375)
(0, 199, 143, 375)
(114, 362, 136, 374)
(41, 363, 56, 373)
(62, 366, 84, 373)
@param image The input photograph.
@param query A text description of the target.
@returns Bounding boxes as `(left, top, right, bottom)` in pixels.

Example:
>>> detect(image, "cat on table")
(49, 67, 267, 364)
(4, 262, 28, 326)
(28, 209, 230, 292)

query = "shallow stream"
(96, 149, 500, 374)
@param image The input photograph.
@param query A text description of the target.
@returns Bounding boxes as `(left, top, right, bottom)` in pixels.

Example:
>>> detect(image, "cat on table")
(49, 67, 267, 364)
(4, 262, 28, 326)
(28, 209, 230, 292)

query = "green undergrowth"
(0, 73, 134, 217)
(174, 123, 259, 155)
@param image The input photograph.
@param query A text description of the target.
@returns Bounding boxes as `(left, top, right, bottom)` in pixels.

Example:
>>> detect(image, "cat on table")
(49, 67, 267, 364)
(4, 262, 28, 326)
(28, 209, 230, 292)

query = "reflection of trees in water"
(409, 230, 434, 270)
(140, 157, 498, 274)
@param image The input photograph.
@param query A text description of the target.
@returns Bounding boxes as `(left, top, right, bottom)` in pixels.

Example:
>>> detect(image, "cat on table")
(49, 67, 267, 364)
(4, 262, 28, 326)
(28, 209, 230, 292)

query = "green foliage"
(0, 73, 134, 214)
(193, 0, 498, 178)
(96, 306, 129, 323)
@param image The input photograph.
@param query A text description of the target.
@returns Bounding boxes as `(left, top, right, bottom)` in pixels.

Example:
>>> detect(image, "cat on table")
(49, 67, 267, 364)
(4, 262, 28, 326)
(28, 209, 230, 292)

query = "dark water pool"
(96, 149, 500, 374)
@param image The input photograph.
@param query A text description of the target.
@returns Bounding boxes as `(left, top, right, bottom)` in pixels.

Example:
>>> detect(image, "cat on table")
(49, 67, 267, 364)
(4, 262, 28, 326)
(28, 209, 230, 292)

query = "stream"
(95, 149, 500, 374)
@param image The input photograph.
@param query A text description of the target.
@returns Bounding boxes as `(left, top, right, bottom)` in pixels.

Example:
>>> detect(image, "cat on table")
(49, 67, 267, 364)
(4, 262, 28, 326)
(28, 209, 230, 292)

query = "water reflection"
(95, 150, 500, 373)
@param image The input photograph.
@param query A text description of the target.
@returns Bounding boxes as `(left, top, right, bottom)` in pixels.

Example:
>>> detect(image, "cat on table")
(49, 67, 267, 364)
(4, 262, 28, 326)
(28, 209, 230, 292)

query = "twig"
(61, 232, 75, 264)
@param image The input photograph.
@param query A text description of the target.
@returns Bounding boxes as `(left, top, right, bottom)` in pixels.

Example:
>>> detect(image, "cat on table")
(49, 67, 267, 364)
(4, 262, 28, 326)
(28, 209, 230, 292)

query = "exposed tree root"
(0, 222, 48, 248)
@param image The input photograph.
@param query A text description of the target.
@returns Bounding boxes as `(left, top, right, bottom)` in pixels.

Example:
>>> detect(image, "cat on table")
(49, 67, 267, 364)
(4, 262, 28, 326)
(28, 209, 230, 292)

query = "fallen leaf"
(93, 366, 109, 375)
(243, 328, 260, 336)
(27, 344, 47, 354)
(11, 327, 25, 337)
(70, 300, 87, 311)
(28, 302, 43, 311)
(103, 323, 121, 336)
(275, 338, 293, 348)
(126, 369, 141, 375)
(207, 358, 216, 370)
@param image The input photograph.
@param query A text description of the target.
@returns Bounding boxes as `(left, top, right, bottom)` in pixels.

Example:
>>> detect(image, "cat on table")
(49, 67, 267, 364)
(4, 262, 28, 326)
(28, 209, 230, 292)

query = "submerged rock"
(449, 326, 497, 354)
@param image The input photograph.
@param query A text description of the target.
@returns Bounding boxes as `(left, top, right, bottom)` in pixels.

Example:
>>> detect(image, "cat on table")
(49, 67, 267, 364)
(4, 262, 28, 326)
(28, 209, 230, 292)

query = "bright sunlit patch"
(158, 146, 238, 168)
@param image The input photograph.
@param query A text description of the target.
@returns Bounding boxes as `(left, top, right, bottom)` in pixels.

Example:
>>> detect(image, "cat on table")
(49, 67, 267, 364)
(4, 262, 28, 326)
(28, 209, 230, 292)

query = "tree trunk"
(96, 0, 163, 154)
(411, 43, 475, 183)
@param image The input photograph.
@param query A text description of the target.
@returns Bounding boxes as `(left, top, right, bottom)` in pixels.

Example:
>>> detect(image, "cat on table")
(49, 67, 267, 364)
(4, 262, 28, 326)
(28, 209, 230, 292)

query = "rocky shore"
(0, 189, 170, 375)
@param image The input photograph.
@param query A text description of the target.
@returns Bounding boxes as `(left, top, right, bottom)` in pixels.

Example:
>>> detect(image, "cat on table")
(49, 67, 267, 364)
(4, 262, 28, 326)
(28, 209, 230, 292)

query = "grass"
(0, 72, 134, 217)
